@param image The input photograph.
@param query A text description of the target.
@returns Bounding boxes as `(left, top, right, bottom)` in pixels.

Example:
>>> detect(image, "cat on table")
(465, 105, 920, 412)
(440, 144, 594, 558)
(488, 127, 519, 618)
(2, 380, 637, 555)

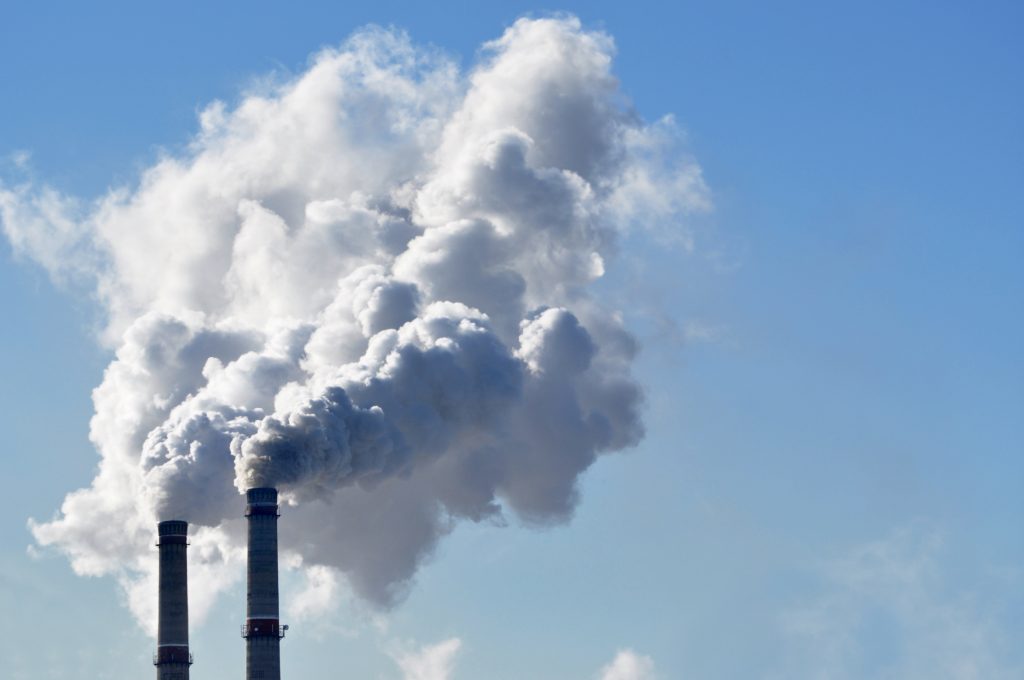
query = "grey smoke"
(1, 16, 709, 625)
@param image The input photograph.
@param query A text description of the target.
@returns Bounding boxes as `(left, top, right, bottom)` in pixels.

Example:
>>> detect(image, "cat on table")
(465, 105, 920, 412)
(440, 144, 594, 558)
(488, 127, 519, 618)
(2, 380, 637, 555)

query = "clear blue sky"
(1, 1, 1022, 678)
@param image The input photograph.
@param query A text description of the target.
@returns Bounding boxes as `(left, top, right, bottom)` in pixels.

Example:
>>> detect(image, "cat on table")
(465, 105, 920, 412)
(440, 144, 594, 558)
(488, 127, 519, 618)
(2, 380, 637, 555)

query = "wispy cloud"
(387, 641, 658, 680)
(393, 638, 462, 680)
(776, 525, 1022, 679)
(598, 649, 659, 680)
(286, 563, 341, 623)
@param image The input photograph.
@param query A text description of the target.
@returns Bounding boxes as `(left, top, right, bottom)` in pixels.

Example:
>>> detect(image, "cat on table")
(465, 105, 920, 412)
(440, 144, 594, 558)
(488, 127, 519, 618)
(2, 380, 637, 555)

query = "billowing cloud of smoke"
(1, 16, 708, 631)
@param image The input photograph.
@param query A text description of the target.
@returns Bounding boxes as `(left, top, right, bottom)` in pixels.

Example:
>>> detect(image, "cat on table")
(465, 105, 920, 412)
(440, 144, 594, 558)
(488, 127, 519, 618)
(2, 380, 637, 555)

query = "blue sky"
(1, 2, 1022, 679)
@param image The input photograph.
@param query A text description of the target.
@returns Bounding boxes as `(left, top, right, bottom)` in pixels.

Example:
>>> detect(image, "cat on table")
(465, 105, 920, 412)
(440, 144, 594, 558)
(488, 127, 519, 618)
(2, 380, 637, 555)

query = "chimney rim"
(157, 519, 189, 536)
(246, 487, 279, 504)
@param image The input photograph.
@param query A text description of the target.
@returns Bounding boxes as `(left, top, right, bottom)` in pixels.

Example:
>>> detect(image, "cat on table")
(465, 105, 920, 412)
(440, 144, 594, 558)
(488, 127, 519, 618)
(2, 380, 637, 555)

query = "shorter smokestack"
(155, 520, 191, 680)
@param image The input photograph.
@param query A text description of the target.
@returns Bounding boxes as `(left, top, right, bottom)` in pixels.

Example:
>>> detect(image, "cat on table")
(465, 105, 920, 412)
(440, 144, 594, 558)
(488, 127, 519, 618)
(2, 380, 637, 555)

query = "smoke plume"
(1, 16, 708, 629)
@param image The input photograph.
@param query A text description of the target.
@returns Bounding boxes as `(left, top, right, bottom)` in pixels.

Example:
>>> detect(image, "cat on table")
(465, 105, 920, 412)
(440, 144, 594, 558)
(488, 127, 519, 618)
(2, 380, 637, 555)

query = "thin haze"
(0, 16, 707, 632)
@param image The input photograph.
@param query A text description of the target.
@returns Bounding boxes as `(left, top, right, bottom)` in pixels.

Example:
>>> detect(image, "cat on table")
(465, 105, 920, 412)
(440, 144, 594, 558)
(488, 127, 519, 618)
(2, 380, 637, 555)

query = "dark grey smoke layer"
(1, 17, 709, 629)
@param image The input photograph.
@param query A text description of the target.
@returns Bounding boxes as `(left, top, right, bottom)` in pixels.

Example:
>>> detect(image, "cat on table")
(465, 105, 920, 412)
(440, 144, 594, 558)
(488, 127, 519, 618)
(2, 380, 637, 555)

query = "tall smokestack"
(155, 520, 191, 680)
(243, 487, 286, 680)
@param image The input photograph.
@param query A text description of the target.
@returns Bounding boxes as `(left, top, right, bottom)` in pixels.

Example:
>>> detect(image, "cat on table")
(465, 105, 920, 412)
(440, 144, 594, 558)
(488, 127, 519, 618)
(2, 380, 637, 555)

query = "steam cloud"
(1, 16, 708, 629)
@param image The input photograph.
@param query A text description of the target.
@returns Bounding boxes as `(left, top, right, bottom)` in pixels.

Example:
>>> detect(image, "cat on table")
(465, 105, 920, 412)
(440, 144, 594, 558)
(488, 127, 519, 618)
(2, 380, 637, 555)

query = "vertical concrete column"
(155, 520, 191, 680)
(244, 487, 284, 680)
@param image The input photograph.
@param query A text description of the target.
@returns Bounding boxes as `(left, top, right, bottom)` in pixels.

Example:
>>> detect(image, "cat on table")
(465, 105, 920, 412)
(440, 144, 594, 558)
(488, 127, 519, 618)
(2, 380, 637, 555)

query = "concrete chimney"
(155, 520, 191, 680)
(243, 487, 286, 680)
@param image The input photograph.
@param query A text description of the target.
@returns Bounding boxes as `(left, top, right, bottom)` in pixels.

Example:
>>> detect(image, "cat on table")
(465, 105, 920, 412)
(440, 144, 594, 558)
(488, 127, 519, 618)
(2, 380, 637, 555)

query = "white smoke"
(2, 16, 709, 630)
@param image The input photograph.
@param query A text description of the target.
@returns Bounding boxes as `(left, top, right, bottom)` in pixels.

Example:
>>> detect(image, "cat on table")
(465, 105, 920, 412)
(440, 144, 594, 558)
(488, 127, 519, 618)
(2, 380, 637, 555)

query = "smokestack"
(155, 520, 192, 679)
(243, 487, 286, 680)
